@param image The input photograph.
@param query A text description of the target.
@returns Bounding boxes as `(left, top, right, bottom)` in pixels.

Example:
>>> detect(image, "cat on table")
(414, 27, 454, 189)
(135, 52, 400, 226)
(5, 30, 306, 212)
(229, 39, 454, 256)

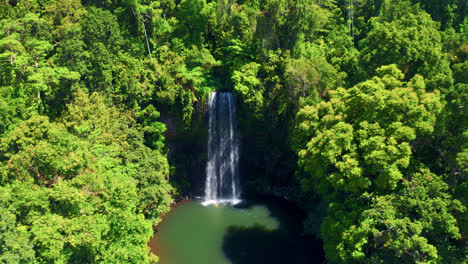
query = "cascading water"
(202, 92, 241, 206)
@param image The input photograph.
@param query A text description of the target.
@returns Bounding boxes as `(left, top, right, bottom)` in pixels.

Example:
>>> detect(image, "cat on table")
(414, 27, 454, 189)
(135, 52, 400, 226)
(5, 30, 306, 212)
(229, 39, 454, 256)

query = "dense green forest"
(0, 0, 466, 263)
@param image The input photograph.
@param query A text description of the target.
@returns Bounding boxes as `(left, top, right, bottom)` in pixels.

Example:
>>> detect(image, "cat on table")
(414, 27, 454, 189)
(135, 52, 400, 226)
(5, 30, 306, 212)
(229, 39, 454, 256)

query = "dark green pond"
(149, 198, 324, 264)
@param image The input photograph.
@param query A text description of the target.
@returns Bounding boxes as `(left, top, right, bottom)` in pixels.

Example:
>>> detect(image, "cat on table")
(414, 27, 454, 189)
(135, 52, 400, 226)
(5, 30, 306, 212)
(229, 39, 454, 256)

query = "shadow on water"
(222, 224, 321, 264)
(150, 195, 325, 264)
(232, 196, 304, 234)
(223, 196, 325, 264)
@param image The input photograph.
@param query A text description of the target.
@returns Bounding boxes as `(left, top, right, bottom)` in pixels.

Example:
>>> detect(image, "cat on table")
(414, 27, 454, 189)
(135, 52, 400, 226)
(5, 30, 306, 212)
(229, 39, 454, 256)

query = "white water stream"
(203, 92, 241, 206)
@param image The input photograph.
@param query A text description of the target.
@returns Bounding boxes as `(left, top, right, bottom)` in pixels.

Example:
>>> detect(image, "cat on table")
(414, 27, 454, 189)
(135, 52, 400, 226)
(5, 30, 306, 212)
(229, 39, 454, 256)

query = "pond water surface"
(149, 198, 324, 264)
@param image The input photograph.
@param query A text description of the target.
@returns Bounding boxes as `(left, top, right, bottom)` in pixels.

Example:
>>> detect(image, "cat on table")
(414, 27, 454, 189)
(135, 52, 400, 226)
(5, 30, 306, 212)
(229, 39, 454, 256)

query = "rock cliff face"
(163, 116, 177, 140)
(160, 103, 209, 198)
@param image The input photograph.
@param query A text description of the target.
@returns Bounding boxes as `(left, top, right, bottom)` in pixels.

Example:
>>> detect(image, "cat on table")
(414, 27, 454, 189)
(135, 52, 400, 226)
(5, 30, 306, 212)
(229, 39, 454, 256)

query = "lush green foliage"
(0, 92, 172, 263)
(0, 0, 466, 263)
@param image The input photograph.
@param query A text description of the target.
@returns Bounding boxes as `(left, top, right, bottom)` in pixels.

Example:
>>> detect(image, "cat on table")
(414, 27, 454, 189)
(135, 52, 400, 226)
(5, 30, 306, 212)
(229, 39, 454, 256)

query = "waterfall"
(202, 92, 241, 206)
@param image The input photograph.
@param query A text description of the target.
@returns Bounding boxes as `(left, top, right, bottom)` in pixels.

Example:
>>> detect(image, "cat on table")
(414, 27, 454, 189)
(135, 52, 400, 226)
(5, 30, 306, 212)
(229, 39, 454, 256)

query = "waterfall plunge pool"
(201, 198, 242, 206)
(149, 196, 324, 264)
(149, 92, 324, 263)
